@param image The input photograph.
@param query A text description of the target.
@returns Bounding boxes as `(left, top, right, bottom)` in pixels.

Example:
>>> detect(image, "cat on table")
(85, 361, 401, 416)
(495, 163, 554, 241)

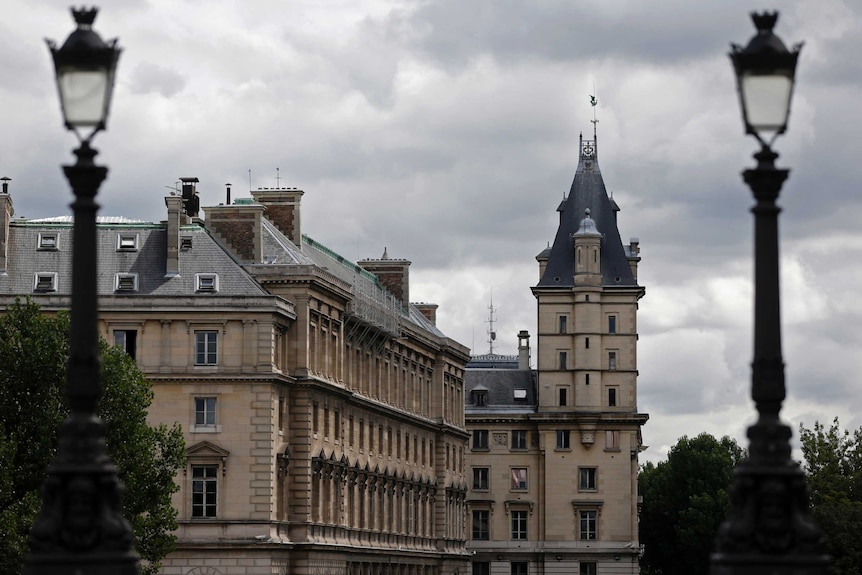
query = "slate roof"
(0, 220, 266, 297)
(464, 368, 536, 413)
(537, 134, 637, 288)
(257, 216, 446, 338)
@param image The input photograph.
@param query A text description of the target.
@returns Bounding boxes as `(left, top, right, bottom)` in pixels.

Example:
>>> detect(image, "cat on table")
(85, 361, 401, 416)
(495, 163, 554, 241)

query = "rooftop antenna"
(248, 169, 252, 193)
(276, 167, 280, 189)
(486, 289, 497, 355)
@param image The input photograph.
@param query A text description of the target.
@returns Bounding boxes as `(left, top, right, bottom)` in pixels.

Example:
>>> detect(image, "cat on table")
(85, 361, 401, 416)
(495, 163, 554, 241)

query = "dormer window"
(115, 273, 138, 292)
(180, 236, 193, 250)
(34, 273, 57, 292)
(196, 273, 218, 293)
(38, 233, 59, 250)
(116, 233, 138, 251)
(474, 391, 487, 406)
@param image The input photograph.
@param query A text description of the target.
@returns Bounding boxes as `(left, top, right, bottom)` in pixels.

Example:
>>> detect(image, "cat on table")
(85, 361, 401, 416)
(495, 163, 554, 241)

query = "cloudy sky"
(2, 0, 860, 463)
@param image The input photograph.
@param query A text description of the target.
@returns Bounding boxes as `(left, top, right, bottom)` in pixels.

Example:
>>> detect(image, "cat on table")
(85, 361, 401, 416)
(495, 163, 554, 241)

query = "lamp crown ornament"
(71, 7, 98, 27)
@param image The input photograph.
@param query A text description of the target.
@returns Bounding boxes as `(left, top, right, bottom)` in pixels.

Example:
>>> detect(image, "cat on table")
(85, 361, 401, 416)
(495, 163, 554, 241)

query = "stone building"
(464, 132, 648, 575)
(0, 180, 471, 575)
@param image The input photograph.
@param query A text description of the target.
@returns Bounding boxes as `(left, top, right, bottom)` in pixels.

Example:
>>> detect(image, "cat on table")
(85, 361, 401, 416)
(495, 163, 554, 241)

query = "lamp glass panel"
(58, 69, 109, 126)
(741, 74, 792, 134)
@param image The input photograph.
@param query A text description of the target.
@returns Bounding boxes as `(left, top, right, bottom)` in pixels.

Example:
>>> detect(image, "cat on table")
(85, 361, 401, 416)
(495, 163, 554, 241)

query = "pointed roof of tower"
(537, 132, 637, 287)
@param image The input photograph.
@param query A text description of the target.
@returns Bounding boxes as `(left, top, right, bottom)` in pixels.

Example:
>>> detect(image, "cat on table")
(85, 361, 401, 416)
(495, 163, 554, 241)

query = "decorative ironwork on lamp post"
(23, 7, 139, 574)
(710, 12, 831, 575)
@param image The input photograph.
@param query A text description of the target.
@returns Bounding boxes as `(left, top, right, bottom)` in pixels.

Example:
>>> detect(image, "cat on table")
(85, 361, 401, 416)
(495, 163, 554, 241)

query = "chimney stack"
(251, 187, 303, 247)
(414, 303, 438, 326)
(518, 330, 531, 370)
(180, 177, 200, 218)
(165, 194, 183, 277)
(225, 183, 232, 206)
(358, 248, 411, 309)
(204, 200, 265, 264)
(0, 179, 13, 272)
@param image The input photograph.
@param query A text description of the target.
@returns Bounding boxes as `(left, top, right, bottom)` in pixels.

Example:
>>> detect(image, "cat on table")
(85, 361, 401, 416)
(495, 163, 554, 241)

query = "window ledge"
(191, 425, 222, 434)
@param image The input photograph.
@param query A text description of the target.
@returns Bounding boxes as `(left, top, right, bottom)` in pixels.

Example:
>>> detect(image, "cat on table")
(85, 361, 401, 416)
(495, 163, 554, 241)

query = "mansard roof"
(257, 216, 447, 339)
(0, 219, 266, 297)
(537, 133, 637, 288)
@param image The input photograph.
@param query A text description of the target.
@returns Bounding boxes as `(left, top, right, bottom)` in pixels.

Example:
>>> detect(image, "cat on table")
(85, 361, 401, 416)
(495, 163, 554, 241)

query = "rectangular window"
(559, 387, 567, 406)
(609, 351, 617, 371)
(359, 419, 364, 449)
(606, 430, 620, 450)
(37, 233, 58, 250)
(388, 427, 393, 456)
(194, 397, 217, 426)
(34, 272, 57, 292)
(195, 331, 218, 365)
(579, 510, 597, 540)
(556, 430, 571, 449)
(114, 273, 138, 292)
(312, 402, 319, 434)
(324, 407, 330, 438)
(580, 562, 597, 575)
(472, 510, 490, 540)
(196, 273, 219, 293)
(511, 430, 528, 450)
(585, 337, 590, 349)
(558, 315, 567, 334)
(279, 397, 285, 431)
(579, 467, 597, 491)
(116, 233, 138, 250)
(113, 330, 137, 359)
(191, 465, 218, 518)
(511, 468, 528, 491)
(559, 351, 567, 370)
(335, 411, 341, 441)
(608, 387, 617, 406)
(585, 373, 590, 386)
(473, 429, 489, 450)
(473, 564, 490, 575)
(608, 315, 617, 333)
(473, 467, 489, 490)
(511, 509, 528, 540)
(511, 563, 529, 575)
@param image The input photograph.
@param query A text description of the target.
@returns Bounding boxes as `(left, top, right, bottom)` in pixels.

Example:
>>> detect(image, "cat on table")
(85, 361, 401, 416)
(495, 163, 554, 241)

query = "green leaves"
(800, 418, 862, 575)
(0, 299, 185, 575)
(638, 433, 744, 575)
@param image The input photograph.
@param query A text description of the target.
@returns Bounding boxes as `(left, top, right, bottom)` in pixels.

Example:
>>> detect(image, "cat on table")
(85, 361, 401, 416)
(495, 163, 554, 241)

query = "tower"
(530, 130, 647, 573)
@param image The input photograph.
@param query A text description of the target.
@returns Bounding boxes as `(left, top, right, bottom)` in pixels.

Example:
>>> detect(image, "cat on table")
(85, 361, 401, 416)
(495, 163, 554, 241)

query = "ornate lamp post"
(710, 12, 831, 574)
(23, 8, 139, 574)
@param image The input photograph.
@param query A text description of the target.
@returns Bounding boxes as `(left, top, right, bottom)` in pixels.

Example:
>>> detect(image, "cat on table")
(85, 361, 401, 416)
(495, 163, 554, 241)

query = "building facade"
(464, 132, 648, 575)
(0, 180, 471, 575)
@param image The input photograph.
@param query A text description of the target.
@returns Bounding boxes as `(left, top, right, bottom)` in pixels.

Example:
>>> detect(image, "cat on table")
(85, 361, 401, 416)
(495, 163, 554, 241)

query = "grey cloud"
(128, 62, 186, 98)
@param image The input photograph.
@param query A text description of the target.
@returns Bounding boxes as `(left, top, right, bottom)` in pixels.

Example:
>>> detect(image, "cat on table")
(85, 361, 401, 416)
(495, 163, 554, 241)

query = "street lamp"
(710, 12, 831, 574)
(24, 7, 139, 574)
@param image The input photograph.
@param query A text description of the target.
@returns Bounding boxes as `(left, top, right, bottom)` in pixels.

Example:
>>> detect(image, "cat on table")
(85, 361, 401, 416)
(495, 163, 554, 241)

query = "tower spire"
(590, 83, 599, 140)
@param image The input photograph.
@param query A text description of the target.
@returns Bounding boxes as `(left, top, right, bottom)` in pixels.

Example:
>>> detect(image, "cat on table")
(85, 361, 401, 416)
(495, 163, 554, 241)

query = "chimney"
(518, 330, 531, 370)
(414, 303, 438, 326)
(165, 194, 183, 276)
(0, 179, 14, 272)
(628, 237, 641, 282)
(204, 200, 265, 264)
(180, 177, 201, 218)
(225, 183, 231, 206)
(358, 248, 411, 308)
(251, 188, 303, 246)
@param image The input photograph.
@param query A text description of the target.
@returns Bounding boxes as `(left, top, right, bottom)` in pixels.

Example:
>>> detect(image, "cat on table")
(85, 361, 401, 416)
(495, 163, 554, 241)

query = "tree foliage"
(0, 300, 185, 575)
(800, 418, 862, 575)
(639, 433, 745, 575)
